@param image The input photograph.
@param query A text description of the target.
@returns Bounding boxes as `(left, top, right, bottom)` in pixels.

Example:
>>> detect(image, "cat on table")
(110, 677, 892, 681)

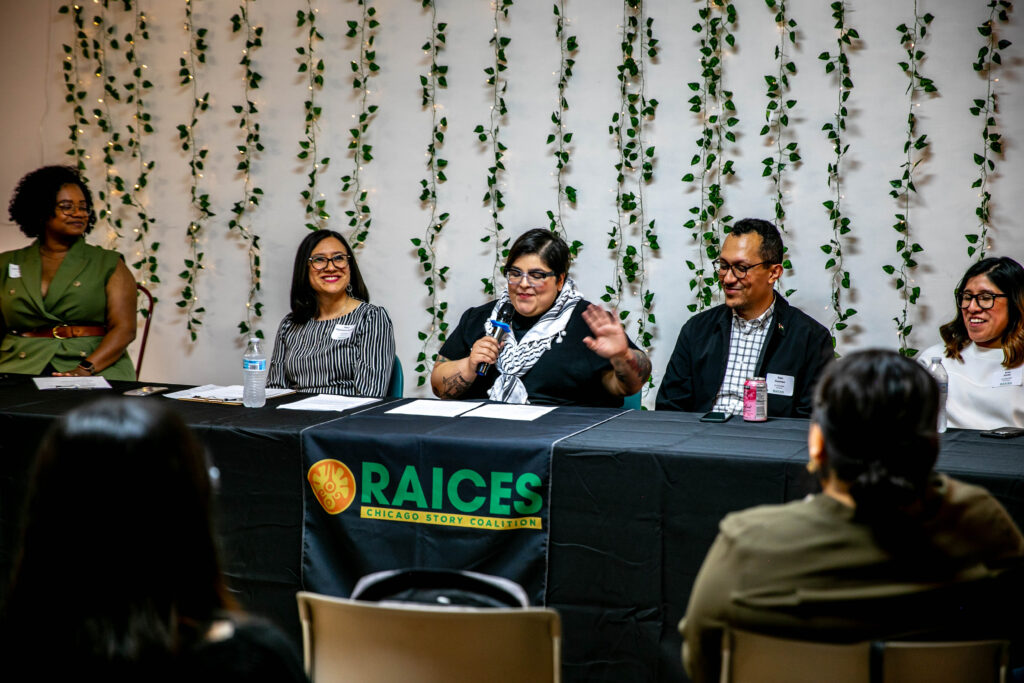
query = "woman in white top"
(920, 256, 1024, 430)
(268, 230, 394, 397)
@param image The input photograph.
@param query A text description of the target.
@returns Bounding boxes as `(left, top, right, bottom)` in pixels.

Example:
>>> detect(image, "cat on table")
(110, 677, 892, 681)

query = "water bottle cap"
(250, 337, 260, 343)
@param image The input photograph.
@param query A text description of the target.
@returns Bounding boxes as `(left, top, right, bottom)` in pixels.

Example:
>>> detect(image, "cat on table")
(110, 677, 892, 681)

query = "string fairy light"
(412, 0, 452, 388)
(228, 0, 267, 339)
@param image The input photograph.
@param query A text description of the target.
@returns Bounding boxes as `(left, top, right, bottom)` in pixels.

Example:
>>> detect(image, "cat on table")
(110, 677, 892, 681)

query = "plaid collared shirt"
(712, 299, 776, 415)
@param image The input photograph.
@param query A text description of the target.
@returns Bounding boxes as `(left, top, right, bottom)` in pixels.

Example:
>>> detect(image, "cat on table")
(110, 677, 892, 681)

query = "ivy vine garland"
(91, 2, 127, 245)
(884, 4, 936, 358)
(474, 0, 513, 297)
(818, 1, 859, 337)
(59, 2, 157, 315)
(296, 2, 328, 231)
(967, 0, 1013, 259)
(548, 0, 581, 256)
(412, 0, 450, 388)
(122, 2, 158, 305)
(605, 0, 659, 351)
(683, 0, 737, 313)
(230, 1, 265, 340)
(342, 0, 380, 250)
(761, 0, 797, 297)
(58, 4, 90, 175)
(176, 0, 213, 342)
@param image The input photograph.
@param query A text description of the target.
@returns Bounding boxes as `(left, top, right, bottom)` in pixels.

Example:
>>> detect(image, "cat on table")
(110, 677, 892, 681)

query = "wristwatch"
(77, 360, 96, 375)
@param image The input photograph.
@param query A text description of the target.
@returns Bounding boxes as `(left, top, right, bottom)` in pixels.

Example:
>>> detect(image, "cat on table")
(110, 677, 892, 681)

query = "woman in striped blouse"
(267, 230, 395, 397)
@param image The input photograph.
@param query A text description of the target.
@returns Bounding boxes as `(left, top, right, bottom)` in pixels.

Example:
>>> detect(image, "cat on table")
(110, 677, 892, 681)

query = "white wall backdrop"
(1, 0, 1021, 405)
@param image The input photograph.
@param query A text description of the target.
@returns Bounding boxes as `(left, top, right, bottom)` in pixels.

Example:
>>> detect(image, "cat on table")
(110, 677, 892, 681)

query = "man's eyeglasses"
(503, 267, 557, 286)
(55, 201, 89, 216)
(308, 254, 350, 271)
(712, 258, 770, 280)
(957, 291, 1006, 310)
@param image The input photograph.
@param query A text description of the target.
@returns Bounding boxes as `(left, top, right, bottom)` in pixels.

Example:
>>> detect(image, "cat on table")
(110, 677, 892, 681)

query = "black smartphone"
(700, 411, 731, 423)
(979, 426, 1024, 439)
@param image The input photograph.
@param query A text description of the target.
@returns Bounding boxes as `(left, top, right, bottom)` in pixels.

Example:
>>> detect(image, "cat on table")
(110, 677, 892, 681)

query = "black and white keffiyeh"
(486, 278, 583, 404)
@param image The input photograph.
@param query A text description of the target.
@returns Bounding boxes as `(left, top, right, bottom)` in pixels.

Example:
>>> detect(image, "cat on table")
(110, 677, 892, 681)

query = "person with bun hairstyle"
(0, 399, 307, 682)
(679, 350, 1024, 683)
(919, 256, 1024, 429)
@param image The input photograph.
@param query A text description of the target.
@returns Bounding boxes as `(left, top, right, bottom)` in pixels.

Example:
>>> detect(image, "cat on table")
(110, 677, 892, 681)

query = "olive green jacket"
(680, 475, 1024, 683)
(0, 239, 135, 379)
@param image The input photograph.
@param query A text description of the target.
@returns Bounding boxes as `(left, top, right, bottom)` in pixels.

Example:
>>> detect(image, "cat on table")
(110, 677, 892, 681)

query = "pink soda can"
(743, 377, 767, 422)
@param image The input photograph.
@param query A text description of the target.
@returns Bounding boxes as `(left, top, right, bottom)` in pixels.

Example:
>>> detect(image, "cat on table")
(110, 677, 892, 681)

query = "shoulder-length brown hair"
(289, 229, 370, 324)
(939, 256, 1024, 368)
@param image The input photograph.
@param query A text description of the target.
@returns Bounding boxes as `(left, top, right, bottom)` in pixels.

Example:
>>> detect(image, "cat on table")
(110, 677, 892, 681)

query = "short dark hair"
(729, 218, 783, 265)
(289, 229, 369, 324)
(939, 256, 1024, 368)
(8, 165, 96, 239)
(812, 349, 939, 526)
(504, 228, 571, 277)
(2, 398, 234, 663)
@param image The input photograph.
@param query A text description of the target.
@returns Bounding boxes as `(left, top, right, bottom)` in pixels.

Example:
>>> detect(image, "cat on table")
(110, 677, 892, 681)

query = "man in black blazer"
(656, 219, 833, 418)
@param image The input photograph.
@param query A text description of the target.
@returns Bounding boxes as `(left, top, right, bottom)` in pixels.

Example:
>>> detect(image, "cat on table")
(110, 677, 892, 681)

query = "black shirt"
(439, 299, 638, 408)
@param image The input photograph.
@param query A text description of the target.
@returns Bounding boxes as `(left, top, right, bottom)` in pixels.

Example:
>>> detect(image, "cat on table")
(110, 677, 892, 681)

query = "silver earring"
(346, 283, 353, 296)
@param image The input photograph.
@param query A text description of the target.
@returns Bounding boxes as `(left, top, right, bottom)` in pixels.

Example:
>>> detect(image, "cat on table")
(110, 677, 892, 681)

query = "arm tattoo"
(441, 372, 472, 398)
(614, 349, 652, 384)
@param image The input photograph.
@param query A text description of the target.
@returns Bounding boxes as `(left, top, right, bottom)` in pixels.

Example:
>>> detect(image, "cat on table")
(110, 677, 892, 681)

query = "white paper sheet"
(459, 403, 556, 421)
(32, 376, 112, 390)
(278, 394, 380, 412)
(164, 384, 294, 404)
(385, 399, 482, 418)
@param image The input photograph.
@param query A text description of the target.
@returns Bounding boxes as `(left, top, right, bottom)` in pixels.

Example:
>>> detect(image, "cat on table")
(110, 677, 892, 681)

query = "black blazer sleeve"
(790, 323, 834, 417)
(656, 321, 696, 411)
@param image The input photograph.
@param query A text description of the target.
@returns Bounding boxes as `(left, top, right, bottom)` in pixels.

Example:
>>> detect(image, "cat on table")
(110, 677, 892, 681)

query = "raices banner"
(300, 401, 620, 604)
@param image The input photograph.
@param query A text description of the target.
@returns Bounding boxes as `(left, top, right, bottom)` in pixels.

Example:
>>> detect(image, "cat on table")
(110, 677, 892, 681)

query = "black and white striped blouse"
(266, 302, 395, 397)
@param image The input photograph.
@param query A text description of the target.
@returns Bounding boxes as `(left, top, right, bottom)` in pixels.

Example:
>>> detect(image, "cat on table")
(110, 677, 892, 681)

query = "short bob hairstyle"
(8, 165, 96, 239)
(1, 398, 234, 664)
(939, 256, 1024, 369)
(812, 349, 939, 527)
(503, 228, 571, 278)
(289, 229, 369, 324)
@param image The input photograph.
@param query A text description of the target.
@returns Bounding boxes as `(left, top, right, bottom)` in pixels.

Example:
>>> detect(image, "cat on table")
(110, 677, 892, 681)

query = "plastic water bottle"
(242, 337, 268, 408)
(927, 357, 948, 434)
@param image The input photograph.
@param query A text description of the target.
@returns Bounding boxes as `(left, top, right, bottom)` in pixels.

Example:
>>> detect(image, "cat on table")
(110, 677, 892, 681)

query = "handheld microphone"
(476, 302, 515, 376)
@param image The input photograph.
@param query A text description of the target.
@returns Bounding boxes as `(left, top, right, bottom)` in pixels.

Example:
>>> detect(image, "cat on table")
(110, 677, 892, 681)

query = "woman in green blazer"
(1, 166, 136, 380)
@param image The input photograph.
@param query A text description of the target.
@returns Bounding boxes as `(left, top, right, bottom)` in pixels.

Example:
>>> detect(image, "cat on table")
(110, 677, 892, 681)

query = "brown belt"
(12, 324, 108, 339)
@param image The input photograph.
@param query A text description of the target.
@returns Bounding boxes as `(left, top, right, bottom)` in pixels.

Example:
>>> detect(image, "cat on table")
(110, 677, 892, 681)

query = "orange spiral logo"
(307, 459, 356, 515)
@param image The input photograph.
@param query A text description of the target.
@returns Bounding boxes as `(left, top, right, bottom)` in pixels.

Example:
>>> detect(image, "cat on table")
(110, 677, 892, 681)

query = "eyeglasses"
(503, 267, 557, 286)
(55, 201, 89, 216)
(712, 258, 770, 279)
(308, 254, 350, 271)
(957, 291, 1006, 310)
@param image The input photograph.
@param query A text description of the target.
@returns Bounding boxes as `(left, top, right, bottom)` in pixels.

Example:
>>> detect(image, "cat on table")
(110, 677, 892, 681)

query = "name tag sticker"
(8, 264, 20, 278)
(993, 367, 1023, 388)
(766, 373, 795, 397)
(331, 324, 355, 341)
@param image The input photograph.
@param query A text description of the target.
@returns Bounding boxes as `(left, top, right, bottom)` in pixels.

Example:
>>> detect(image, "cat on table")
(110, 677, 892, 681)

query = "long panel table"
(1, 375, 1021, 682)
